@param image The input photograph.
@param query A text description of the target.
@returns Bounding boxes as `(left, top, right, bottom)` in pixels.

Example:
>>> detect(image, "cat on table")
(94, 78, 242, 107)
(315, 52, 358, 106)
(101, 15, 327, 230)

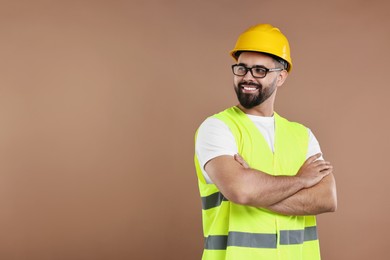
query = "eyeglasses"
(231, 64, 284, 78)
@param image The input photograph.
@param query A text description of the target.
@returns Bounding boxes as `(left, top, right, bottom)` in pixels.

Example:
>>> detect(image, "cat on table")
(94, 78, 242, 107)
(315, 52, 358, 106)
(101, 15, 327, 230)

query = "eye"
(253, 67, 266, 75)
(236, 65, 247, 73)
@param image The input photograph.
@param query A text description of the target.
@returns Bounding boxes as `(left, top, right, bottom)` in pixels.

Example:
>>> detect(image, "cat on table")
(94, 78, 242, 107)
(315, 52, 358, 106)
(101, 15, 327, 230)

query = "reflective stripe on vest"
(204, 226, 318, 250)
(201, 192, 227, 210)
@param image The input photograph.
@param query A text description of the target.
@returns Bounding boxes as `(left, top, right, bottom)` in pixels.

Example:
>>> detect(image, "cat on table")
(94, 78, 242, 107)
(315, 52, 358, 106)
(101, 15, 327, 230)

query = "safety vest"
(194, 106, 321, 260)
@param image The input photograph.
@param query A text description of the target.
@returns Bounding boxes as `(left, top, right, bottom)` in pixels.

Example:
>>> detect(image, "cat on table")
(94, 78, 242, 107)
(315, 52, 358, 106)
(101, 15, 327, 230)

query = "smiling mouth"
(242, 86, 258, 91)
(240, 84, 260, 93)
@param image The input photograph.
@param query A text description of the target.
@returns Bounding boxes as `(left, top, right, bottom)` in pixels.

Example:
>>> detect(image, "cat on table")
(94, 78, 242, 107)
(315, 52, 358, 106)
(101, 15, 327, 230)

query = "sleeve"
(195, 117, 238, 184)
(307, 128, 324, 160)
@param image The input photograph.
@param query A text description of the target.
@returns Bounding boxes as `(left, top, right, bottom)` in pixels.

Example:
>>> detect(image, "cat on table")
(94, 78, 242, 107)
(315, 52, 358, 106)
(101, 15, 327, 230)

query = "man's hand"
(296, 153, 333, 188)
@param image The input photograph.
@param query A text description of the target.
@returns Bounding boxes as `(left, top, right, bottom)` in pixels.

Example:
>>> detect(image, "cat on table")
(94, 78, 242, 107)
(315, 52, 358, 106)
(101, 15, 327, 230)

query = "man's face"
(233, 52, 281, 109)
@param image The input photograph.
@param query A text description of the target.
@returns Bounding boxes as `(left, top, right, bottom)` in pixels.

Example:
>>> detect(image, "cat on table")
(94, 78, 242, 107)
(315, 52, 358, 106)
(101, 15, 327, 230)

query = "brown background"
(0, 0, 389, 259)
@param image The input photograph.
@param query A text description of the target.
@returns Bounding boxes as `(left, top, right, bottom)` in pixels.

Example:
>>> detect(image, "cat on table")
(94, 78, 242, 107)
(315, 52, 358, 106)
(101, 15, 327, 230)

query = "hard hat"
(230, 24, 293, 72)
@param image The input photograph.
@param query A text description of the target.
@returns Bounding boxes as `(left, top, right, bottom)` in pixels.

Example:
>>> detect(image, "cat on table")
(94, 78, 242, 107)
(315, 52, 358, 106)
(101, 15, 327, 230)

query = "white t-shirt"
(195, 114, 323, 184)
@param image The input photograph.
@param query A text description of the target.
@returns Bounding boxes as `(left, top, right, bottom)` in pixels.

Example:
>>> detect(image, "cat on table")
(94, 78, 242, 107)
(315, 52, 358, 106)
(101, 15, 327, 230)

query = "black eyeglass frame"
(231, 64, 284, 78)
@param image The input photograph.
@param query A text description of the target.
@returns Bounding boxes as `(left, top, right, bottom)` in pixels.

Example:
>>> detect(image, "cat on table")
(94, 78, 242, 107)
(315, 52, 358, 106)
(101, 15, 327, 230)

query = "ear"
(276, 70, 288, 87)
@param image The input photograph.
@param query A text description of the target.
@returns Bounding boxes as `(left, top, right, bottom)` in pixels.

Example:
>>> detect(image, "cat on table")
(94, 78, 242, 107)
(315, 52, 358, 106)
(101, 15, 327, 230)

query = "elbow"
(225, 186, 267, 207)
(323, 188, 338, 213)
(221, 182, 252, 206)
(328, 184, 338, 212)
(325, 199, 337, 213)
(328, 194, 338, 212)
(309, 187, 337, 215)
(308, 196, 337, 216)
(323, 176, 338, 213)
(225, 189, 253, 206)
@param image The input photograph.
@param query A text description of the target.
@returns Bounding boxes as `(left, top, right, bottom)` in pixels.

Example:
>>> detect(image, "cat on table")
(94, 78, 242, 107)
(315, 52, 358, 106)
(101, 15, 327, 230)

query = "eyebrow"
(237, 63, 267, 68)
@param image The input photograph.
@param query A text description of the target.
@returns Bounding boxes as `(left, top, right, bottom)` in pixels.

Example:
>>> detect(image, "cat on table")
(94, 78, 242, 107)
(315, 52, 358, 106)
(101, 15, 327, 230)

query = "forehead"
(237, 52, 274, 66)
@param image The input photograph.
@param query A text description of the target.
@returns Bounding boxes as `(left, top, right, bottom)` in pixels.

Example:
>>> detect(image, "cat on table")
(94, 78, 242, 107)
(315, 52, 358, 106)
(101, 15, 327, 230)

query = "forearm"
(205, 156, 308, 208)
(267, 173, 337, 216)
(236, 168, 308, 207)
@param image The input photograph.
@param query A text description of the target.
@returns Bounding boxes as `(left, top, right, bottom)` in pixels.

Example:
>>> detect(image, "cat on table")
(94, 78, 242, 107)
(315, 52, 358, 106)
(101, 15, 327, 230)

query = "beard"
(234, 79, 277, 109)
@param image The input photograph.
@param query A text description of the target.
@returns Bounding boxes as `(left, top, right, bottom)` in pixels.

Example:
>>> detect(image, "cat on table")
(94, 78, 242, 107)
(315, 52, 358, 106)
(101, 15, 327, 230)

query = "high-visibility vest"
(194, 106, 321, 260)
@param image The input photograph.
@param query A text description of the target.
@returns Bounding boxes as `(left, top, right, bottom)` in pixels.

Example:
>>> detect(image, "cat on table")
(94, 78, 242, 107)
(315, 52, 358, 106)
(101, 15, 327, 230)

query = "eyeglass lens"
(233, 65, 267, 78)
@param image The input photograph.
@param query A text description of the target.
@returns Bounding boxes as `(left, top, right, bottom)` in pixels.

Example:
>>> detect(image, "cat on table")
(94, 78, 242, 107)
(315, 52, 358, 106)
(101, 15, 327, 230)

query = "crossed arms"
(204, 153, 337, 216)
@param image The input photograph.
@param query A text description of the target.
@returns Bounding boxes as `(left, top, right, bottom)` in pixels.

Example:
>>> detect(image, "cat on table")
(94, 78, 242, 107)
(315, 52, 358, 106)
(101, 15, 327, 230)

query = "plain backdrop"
(0, 0, 389, 259)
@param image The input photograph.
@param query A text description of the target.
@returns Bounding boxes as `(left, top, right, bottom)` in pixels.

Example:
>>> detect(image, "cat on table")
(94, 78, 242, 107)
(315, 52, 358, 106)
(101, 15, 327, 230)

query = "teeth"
(243, 86, 257, 91)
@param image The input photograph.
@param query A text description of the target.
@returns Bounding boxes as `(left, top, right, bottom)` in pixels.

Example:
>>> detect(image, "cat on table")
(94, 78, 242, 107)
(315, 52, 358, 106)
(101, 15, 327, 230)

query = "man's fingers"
(305, 153, 322, 164)
(320, 165, 333, 173)
(313, 160, 331, 167)
(319, 168, 332, 177)
(313, 161, 332, 172)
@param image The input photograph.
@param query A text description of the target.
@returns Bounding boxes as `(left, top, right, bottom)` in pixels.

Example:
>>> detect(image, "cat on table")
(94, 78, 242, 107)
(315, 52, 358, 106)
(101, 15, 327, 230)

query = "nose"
(242, 69, 256, 81)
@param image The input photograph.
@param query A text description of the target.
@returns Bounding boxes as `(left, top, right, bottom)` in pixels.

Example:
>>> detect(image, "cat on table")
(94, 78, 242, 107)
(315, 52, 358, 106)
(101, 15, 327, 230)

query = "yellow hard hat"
(230, 24, 293, 72)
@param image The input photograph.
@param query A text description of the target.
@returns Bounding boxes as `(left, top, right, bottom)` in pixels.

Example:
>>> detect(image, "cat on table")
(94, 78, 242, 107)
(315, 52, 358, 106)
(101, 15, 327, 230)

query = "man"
(194, 24, 337, 259)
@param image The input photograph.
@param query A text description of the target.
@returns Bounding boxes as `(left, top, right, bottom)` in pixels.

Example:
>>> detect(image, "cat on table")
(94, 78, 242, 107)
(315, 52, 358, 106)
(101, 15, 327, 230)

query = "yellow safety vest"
(194, 106, 321, 260)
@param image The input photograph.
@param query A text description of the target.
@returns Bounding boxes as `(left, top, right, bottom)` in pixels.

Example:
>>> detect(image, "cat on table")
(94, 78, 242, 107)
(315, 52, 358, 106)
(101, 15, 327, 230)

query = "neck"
(237, 104, 274, 117)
